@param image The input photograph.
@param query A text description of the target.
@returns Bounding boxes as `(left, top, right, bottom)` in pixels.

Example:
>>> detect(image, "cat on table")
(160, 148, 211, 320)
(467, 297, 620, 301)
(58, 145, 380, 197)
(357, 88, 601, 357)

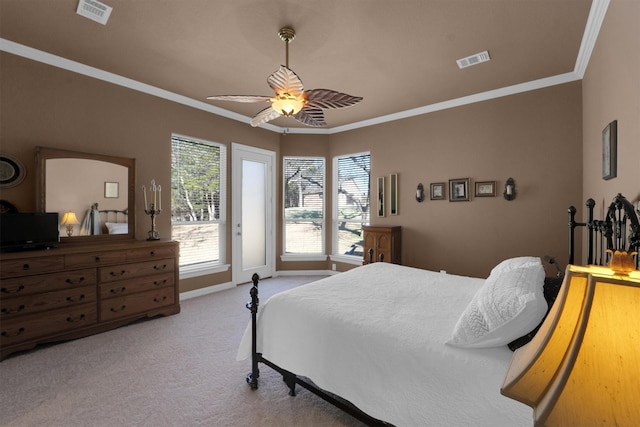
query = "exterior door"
(232, 143, 275, 284)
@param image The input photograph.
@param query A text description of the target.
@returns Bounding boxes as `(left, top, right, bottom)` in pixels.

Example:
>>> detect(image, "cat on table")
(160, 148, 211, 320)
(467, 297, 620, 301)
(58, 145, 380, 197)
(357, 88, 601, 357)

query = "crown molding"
(0, 0, 607, 135)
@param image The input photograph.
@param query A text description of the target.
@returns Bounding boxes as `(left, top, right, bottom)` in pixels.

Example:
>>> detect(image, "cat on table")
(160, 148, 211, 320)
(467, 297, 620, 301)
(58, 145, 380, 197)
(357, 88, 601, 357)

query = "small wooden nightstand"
(362, 225, 401, 265)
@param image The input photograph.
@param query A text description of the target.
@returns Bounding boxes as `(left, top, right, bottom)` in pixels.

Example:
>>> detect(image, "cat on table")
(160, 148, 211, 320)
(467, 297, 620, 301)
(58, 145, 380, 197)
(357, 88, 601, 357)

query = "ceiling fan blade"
(206, 95, 271, 103)
(305, 89, 363, 109)
(268, 66, 304, 97)
(294, 106, 327, 127)
(250, 106, 282, 127)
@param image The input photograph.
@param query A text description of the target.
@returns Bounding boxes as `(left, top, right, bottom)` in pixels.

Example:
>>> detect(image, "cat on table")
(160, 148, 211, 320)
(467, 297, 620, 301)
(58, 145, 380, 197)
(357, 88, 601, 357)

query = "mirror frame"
(35, 146, 136, 243)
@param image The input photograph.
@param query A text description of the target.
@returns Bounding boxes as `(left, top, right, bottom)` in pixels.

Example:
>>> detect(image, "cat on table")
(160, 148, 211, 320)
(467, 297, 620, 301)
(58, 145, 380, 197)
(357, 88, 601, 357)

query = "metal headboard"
(568, 193, 640, 269)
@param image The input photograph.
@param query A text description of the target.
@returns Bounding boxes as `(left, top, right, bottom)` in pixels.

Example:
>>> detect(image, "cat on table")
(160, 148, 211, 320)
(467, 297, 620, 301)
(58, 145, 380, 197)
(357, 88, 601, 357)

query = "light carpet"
(0, 276, 367, 427)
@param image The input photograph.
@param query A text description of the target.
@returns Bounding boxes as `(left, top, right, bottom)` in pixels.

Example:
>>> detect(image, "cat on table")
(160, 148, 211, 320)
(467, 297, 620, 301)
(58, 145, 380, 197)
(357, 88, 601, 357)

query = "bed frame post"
(585, 198, 596, 265)
(568, 206, 581, 265)
(246, 273, 261, 390)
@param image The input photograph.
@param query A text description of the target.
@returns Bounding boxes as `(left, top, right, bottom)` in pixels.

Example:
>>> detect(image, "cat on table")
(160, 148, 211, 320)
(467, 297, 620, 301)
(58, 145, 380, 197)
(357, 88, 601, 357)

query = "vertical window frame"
(171, 133, 228, 277)
(281, 156, 326, 261)
(331, 151, 371, 264)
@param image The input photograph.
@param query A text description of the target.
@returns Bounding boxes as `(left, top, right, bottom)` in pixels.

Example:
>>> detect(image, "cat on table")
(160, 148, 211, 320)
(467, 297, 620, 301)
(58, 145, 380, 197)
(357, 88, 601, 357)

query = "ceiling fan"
(207, 27, 363, 128)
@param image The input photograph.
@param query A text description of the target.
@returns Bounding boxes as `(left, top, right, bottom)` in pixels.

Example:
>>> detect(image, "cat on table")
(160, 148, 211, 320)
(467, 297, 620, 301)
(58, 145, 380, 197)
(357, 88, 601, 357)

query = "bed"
(79, 202, 129, 235)
(237, 193, 639, 426)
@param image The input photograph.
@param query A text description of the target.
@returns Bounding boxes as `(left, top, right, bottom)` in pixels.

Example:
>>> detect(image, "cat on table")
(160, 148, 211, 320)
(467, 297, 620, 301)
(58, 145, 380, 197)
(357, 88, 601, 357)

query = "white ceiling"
(0, 0, 606, 134)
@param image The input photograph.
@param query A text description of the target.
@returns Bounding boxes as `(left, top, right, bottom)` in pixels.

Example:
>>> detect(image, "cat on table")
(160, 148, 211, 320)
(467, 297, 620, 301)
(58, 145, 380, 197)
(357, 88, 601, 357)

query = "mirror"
(36, 146, 136, 242)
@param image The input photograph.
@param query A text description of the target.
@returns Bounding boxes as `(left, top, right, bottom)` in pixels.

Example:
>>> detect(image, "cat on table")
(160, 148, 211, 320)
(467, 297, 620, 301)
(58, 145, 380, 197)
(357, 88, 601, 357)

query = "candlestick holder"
(144, 203, 161, 240)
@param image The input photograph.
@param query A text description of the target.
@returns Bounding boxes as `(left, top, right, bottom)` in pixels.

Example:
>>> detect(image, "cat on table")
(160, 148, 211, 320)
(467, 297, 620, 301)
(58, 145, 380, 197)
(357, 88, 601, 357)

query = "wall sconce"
(416, 183, 425, 203)
(503, 177, 516, 201)
(60, 211, 80, 237)
(501, 263, 640, 425)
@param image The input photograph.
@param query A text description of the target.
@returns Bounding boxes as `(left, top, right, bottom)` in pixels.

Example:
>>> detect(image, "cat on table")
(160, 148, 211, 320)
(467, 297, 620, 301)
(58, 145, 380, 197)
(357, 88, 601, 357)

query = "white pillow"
(447, 258, 547, 348)
(490, 256, 541, 275)
(105, 222, 128, 234)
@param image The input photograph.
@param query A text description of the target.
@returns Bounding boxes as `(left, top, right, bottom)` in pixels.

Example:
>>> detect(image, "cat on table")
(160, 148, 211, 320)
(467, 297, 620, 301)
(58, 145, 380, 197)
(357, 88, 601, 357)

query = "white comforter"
(237, 263, 532, 426)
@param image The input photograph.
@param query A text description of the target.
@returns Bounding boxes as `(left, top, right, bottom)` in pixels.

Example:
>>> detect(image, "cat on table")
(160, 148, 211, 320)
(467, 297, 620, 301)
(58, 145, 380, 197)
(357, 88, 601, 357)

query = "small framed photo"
(474, 181, 496, 197)
(430, 182, 445, 200)
(602, 120, 617, 180)
(449, 178, 470, 202)
(104, 181, 119, 198)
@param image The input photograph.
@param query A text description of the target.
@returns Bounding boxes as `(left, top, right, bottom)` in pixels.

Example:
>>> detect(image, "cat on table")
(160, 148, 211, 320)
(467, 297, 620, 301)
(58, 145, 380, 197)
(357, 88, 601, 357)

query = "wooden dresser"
(0, 240, 180, 360)
(362, 225, 402, 265)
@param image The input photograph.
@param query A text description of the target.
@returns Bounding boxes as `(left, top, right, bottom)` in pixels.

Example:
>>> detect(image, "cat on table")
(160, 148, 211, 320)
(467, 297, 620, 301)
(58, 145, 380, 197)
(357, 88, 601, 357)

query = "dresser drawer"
(65, 250, 127, 269)
(0, 269, 97, 297)
(99, 259, 175, 283)
(99, 272, 175, 299)
(100, 286, 176, 322)
(1, 285, 96, 319)
(126, 245, 178, 262)
(1, 303, 97, 347)
(0, 256, 65, 279)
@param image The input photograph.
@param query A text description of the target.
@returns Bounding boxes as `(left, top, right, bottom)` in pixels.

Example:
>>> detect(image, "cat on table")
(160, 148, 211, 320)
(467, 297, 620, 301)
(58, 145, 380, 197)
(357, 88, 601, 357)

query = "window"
(283, 157, 325, 256)
(171, 134, 227, 274)
(332, 152, 370, 261)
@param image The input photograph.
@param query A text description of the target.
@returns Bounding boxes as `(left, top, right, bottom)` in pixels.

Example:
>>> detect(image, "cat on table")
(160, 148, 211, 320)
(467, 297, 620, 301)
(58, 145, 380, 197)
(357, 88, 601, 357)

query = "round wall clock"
(0, 154, 26, 188)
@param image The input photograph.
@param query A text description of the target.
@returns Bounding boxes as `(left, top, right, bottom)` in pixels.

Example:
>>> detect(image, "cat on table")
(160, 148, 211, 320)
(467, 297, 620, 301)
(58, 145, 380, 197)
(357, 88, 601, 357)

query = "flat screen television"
(0, 212, 60, 252)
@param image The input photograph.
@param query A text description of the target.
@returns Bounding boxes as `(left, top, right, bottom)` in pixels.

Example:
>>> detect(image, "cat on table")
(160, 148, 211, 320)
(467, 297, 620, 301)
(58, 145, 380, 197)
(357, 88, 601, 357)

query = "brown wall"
(0, 53, 279, 292)
(581, 0, 640, 221)
(322, 83, 583, 277)
(1, 0, 637, 290)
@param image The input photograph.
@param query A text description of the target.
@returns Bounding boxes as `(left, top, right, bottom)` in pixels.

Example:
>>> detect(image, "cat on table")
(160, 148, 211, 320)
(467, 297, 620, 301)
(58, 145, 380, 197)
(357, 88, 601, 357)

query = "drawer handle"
(22, 263, 30, 271)
(1, 305, 26, 315)
(1, 285, 25, 294)
(95, 256, 101, 262)
(66, 277, 86, 285)
(66, 294, 86, 303)
(110, 305, 127, 313)
(1, 327, 25, 337)
(153, 296, 168, 303)
(153, 264, 167, 271)
(109, 270, 127, 277)
(110, 287, 127, 294)
(150, 250, 155, 256)
(66, 314, 86, 323)
(153, 279, 168, 286)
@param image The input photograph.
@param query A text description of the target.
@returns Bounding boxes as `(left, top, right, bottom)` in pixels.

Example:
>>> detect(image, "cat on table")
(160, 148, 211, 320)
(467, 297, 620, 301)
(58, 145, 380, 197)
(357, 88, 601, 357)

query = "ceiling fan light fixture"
(271, 94, 305, 116)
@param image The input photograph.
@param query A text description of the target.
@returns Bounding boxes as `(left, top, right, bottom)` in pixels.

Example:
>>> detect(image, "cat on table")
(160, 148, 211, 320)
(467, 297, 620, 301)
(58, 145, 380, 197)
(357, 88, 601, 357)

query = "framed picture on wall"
(430, 182, 445, 200)
(474, 181, 496, 197)
(390, 173, 398, 215)
(377, 176, 385, 217)
(602, 120, 617, 180)
(449, 178, 470, 202)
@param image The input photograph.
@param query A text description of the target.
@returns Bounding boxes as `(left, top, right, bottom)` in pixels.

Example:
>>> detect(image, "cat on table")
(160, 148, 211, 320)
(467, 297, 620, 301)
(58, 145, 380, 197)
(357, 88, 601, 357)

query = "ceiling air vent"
(456, 51, 491, 69)
(76, 0, 113, 25)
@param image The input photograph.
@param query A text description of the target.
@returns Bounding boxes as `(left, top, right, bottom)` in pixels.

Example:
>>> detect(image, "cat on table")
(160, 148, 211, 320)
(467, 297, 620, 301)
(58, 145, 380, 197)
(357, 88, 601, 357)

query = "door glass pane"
(242, 159, 266, 270)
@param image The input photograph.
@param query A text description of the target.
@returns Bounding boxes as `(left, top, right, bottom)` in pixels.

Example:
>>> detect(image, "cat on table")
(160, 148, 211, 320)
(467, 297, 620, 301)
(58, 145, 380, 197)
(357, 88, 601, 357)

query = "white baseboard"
(179, 281, 234, 301)
(179, 270, 339, 301)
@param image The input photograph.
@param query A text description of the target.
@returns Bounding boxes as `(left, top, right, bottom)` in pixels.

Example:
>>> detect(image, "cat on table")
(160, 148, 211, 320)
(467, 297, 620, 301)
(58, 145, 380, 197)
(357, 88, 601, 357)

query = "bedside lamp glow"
(501, 259, 640, 426)
(60, 211, 80, 237)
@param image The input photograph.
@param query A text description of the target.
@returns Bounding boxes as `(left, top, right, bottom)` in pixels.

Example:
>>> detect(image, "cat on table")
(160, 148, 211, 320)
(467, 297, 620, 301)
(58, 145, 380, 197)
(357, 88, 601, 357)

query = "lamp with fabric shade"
(501, 259, 640, 426)
(60, 211, 80, 237)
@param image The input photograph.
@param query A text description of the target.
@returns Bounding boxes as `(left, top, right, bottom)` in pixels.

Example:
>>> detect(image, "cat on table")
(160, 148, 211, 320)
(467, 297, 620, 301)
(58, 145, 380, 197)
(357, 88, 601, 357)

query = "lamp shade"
(501, 265, 640, 426)
(61, 211, 80, 225)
